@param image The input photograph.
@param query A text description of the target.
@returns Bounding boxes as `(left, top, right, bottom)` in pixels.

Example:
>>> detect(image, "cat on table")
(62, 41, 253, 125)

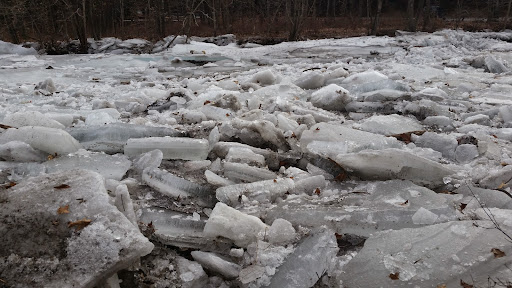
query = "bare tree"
(286, 0, 315, 41)
(370, 0, 383, 35)
(407, 0, 416, 31)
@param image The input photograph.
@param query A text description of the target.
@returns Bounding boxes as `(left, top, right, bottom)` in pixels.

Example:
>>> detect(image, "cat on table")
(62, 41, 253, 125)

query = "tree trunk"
(505, 0, 512, 28)
(370, 0, 383, 35)
(407, 0, 416, 31)
(423, 0, 431, 30)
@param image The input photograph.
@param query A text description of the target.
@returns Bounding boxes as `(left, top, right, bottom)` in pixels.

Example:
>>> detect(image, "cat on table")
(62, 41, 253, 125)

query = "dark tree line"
(1, 0, 511, 53)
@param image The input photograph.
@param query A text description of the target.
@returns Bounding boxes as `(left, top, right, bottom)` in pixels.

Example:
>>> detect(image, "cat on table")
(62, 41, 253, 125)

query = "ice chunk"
(295, 72, 326, 90)
(204, 170, 235, 187)
(203, 202, 269, 247)
(339, 221, 512, 287)
(342, 70, 388, 84)
(114, 184, 137, 225)
(191, 251, 241, 279)
(422, 116, 454, 130)
(132, 149, 163, 174)
(239, 265, 266, 284)
(413, 132, 458, 159)
(45, 151, 131, 181)
(44, 113, 74, 128)
(139, 208, 231, 250)
(301, 123, 403, 154)
(225, 147, 266, 167)
(479, 166, 512, 190)
(35, 78, 57, 94)
(0, 161, 46, 182)
(231, 119, 289, 151)
(455, 185, 512, 209)
(176, 257, 208, 288)
(484, 55, 509, 74)
(212, 142, 279, 169)
(454, 144, 479, 163)
(0, 126, 81, 155)
(85, 111, 118, 125)
(142, 167, 213, 201)
(293, 175, 326, 195)
(335, 149, 455, 187)
(309, 84, 352, 111)
(412, 87, 448, 101)
(499, 105, 512, 127)
(0, 141, 47, 162)
(355, 114, 424, 136)
(68, 123, 185, 153)
(266, 180, 458, 237)
(360, 89, 409, 102)
(0, 170, 154, 288)
(250, 69, 280, 86)
(216, 178, 295, 206)
(125, 137, 209, 161)
(267, 228, 338, 288)
(223, 162, 277, 183)
(411, 207, 438, 224)
(268, 218, 296, 244)
(3, 111, 65, 129)
(464, 114, 490, 126)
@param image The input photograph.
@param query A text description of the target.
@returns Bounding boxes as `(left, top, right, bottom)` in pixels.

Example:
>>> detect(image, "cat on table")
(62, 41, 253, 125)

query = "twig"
(466, 182, 512, 243)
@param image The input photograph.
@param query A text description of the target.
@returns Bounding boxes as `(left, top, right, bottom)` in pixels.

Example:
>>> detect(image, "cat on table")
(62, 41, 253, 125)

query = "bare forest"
(1, 0, 512, 52)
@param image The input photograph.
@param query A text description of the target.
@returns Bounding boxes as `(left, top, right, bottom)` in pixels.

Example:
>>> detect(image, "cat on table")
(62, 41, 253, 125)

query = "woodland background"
(2, 0, 512, 53)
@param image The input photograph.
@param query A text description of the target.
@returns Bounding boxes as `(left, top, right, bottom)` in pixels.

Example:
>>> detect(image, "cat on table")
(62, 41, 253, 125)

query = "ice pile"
(2, 29, 512, 287)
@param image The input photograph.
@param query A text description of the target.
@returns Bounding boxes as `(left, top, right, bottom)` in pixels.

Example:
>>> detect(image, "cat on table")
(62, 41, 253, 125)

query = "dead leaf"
(315, 127, 320, 131)
(491, 248, 506, 258)
(437, 284, 447, 288)
(4, 182, 16, 189)
(204, 100, 211, 105)
(0, 124, 14, 129)
(314, 188, 321, 195)
(498, 182, 508, 190)
(400, 199, 409, 206)
(57, 205, 70, 214)
(460, 279, 473, 288)
(52, 220, 59, 226)
(54, 184, 71, 189)
(0, 278, 6, 283)
(68, 219, 92, 231)
(439, 190, 455, 194)
(389, 272, 399, 280)
(459, 203, 467, 212)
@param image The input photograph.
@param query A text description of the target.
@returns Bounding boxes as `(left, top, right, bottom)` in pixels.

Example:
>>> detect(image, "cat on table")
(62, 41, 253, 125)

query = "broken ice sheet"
(142, 167, 214, 205)
(203, 202, 268, 247)
(267, 227, 338, 288)
(45, 150, 131, 181)
(139, 208, 232, 251)
(353, 114, 424, 136)
(265, 180, 459, 237)
(339, 221, 512, 287)
(334, 148, 455, 188)
(67, 123, 185, 153)
(0, 126, 82, 156)
(0, 170, 154, 288)
(300, 123, 403, 155)
(216, 178, 295, 206)
(125, 137, 209, 161)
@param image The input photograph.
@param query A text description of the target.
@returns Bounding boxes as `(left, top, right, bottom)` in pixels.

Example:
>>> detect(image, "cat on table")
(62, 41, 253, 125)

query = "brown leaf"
(460, 279, 473, 288)
(54, 184, 71, 189)
(0, 124, 14, 129)
(68, 218, 92, 231)
(314, 188, 321, 195)
(4, 182, 16, 189)
(459, 203, 467, 212)
(389, 272, 399, 280)
(400, 199, 409, 206)
(491, 248, 506, 258)
(497, 182, 507, 190)
(437, 285, 447, 288)
(57, 205, 70, 214)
